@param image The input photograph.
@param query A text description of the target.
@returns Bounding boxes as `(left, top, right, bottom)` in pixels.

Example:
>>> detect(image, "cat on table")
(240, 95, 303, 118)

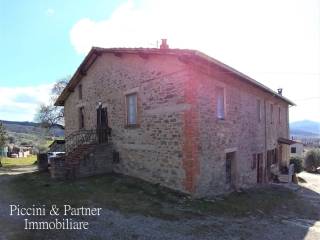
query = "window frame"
(216, 86, 226, 120)
(257, 99, 262, 122)
(79, 106, 85, 129)
(78, 84, 83, 100)
(125, 93, 138, 127)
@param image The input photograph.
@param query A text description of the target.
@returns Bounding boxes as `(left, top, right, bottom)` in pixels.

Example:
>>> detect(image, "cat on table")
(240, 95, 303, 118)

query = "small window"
(270, 104, 274, 124)
(278, 106, 281, 124)
(216, 86, 225, 119)
(79, 107, 85, 129)
(126, 93, 138, 125)
(291, 147, 296, 153)
(257, 99, 262, 122)
(79, 84, 82, 100)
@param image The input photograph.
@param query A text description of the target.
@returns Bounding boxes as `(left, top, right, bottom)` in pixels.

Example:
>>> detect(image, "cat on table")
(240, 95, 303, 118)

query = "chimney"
(277, 88, 283, 95)
(160, 39, 169, 49)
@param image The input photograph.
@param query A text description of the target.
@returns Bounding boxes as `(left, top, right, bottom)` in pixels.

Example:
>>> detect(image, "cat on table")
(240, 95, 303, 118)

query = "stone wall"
(63, 52, 291, 197)
(50, 156, 67, 180)
(77, 143, 113, 177)
(191, 62, 290, 197)
(50, 144, 113, 179)
(64, 53, 190, 193)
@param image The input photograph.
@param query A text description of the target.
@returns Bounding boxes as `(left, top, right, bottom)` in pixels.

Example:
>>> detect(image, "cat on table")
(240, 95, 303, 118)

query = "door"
(226, 152, 237, 189)
(257, 153, 263, 183)
(266, 150, 272, 182)
(96, 106, 109, 143)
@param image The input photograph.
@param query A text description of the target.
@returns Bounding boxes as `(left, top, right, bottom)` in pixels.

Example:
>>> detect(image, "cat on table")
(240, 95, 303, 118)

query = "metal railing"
(65, 128, 110, 154)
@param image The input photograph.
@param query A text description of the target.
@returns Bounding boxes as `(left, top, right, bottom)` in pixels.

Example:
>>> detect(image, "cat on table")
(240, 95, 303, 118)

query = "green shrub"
(290, 157, 303, 173)
(304, 149, 320, 172)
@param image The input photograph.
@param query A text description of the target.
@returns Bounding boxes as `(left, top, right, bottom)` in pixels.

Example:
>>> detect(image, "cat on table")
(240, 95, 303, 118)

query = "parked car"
(47, 152, 65, 165)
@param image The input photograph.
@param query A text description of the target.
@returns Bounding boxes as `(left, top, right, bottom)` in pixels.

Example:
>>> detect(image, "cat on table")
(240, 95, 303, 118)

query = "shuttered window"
(257, 99, 262, 122)
(79, 107, 85, 129)
(79, 84, 82, 100)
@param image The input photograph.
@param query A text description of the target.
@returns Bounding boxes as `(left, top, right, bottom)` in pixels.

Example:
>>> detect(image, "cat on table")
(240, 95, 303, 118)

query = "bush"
(290, 157, 303, 173)
(304, 149, 320, 172)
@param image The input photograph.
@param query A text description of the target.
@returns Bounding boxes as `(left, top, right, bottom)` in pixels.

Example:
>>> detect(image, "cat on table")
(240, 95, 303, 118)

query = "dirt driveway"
(0, 169, 319, 240)
(0, 165, 37, 176)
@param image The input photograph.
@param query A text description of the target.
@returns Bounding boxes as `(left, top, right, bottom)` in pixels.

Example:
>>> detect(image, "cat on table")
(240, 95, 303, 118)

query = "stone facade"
(192, 62, 290, 196)
(59, 48, 293, 197)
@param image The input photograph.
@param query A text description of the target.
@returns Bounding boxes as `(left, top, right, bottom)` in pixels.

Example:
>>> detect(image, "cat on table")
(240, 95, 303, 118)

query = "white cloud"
(70, 0, 320, 122)
(0, 84, 52, 122)
(45, 8, 55, 17)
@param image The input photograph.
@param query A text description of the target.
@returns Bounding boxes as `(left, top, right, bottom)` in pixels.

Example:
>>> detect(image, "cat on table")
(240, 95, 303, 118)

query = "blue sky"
(0, 0, 124, 88)
(0, 0, 319, 122)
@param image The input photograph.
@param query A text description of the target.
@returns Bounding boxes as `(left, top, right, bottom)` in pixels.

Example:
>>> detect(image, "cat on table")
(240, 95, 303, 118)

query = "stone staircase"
(65, 144, 95, 169)
(50, 128, 114, 180)
(65, 143, 114, 179)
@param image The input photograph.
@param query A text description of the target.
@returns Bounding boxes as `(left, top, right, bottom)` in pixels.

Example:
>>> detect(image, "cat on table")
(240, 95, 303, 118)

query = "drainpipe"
(264, 99, 267, 183)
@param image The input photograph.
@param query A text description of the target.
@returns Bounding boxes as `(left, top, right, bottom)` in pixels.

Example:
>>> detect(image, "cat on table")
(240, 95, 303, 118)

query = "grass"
(0, 155, 37, 167)
(1, 171, 319, 220)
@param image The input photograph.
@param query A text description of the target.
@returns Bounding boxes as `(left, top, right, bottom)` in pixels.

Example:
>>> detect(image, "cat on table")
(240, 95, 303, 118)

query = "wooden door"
(97, 106, 109, 143)
(226, 152, 236, 189)
(257, 153, 263, 183)
(266, 150, 272, 182)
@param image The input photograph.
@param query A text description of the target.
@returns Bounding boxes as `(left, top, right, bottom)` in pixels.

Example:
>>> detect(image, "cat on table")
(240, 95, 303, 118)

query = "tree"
(304, 149, 320, 172)
(0, 121, 8, 167)
(290, 156, 303, 173)
(35, 78, 69, 128)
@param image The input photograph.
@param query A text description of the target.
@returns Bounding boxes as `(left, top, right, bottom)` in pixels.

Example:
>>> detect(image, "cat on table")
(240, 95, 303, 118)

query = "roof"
(55, 47, 295, 106)
(278, 137, 299, 145)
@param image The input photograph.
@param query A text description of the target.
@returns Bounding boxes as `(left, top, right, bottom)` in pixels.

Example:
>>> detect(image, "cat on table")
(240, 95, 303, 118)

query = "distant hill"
(0, 120, 64, 149)
(1, 120, 64, 137)
(290, 120, 320, 137)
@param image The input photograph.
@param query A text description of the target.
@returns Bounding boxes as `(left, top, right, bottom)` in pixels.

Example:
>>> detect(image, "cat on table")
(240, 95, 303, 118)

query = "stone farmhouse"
(54, 40, 295, 197)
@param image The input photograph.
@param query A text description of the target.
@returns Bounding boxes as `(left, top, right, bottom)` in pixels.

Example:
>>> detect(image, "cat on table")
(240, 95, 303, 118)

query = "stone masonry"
(56, 47, 294, 197)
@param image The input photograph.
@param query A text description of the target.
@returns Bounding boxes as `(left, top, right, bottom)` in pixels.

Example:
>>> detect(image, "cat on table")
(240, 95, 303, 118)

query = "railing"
(65, 128, 110, 154)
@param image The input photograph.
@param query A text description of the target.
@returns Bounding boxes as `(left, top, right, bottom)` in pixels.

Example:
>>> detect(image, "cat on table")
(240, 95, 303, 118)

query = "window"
(291, 147, 296, 153)
(79, 84, 82, 100)
(216, 86, 225, 119)
(79, 107, 85, 129)
(270, 104, 274, 124)
(126, 93, 137, 125)
(278, 106, 281, 124)
(257, 99, 262, 122)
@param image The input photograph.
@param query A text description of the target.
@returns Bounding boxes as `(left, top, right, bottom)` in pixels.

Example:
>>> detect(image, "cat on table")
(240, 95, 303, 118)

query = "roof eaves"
(55, 48, 98, 106)
(55, 47, 296, 106)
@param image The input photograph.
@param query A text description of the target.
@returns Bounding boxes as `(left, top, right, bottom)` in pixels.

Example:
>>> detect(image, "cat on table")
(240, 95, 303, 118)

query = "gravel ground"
(0, 169, 319, 240)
